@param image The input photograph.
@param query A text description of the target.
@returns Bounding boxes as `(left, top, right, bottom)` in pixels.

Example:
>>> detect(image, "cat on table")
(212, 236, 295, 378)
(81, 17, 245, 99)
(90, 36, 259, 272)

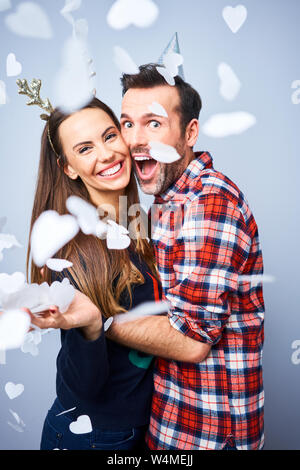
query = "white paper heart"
(31, 210, 79, 267)
(1, 283, 42, 311)
(0, 310, 31, 350)
(46, 258, 73, 272)
(69, 415, 92, 434)
(0, 81, 7, 105)
(107, 0, 159, 30)
(222, 5, 247, 34)
(0, 233, 22, 253)
(163, 51, 183, 77)
(106, 220, 130, 250)
(66, 196, 101, 236)
(156, 51, 184, 86)
(49, 278, 75, 313)
(218, 62, 241, 101)
(0, 272, 25, 296)
(54, 36, 93, 113)
(149, 141, 181, 163)
(113, 46, 139, 74)
(5, 2, 53, 39)
(21, 331, 40, 356)
(148, 102, 168, 118)
(114, 300, 170, 324)
(202, 112, 256, 138)
(5, 382, 24, 399)
(6, 53, 22, 77)
(0, 0, 11, 12)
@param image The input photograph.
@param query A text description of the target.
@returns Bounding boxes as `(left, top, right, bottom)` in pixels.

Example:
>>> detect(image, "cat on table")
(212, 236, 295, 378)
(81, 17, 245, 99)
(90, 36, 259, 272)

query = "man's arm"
(107, 193, 253, 362)
(106, 314, 211, 363)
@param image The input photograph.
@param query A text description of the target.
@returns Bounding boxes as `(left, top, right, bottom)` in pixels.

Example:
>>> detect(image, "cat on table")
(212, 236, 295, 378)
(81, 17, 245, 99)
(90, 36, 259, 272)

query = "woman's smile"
(96, 159, 126, 179)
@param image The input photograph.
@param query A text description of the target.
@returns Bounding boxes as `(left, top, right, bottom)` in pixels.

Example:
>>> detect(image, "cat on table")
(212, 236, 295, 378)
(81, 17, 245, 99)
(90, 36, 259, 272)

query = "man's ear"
(63, 163, 79, 180)
(185, 119, 199, 147)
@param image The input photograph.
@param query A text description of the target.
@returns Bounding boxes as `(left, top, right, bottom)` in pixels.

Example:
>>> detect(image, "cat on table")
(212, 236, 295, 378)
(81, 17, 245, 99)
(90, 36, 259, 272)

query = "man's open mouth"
(133, 155, 159, 181)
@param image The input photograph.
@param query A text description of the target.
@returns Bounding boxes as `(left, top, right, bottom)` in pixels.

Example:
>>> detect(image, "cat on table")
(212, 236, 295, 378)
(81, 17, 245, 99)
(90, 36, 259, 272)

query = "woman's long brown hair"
(26, 97, 158, 318)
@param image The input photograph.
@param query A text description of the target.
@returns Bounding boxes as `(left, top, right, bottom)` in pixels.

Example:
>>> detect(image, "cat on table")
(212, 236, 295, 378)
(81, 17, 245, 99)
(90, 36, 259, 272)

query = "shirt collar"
(154, 151, 213, 204)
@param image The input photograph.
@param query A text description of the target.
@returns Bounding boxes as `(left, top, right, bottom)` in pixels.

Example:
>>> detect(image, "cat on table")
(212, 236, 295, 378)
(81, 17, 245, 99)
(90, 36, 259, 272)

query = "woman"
(25, 96, 162, 450)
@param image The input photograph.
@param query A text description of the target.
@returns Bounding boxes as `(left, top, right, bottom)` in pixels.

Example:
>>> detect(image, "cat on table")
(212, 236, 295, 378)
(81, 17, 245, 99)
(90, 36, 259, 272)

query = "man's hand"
(24, 290, 103, 341)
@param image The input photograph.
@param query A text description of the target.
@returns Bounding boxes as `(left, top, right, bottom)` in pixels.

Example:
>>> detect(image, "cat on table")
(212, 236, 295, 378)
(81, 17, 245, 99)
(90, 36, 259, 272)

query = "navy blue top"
(52, 249, 162, 430)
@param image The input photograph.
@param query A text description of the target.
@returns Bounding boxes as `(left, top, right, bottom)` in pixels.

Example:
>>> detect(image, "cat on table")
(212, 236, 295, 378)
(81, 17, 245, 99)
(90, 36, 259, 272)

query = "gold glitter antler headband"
(16, 78, 54, 120)
(16, 78, 59, 157)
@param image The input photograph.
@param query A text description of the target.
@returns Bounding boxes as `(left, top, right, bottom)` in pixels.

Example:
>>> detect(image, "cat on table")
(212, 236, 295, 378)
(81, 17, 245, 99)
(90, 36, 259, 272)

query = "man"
(107, 64, 265, 450)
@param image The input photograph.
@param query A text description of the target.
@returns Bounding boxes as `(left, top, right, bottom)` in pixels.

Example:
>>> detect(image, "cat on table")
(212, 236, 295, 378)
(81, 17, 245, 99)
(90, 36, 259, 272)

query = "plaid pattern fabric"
(146, 152, 265, 450)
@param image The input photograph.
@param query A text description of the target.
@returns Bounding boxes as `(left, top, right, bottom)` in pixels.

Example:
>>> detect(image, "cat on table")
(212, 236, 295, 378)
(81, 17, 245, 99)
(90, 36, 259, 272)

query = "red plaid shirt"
(146, 152, 265, 450)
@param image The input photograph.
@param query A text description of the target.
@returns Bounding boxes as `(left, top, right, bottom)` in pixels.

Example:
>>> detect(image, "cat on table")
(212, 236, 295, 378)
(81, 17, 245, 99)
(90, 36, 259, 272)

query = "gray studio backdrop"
(0, 0, 299, 450)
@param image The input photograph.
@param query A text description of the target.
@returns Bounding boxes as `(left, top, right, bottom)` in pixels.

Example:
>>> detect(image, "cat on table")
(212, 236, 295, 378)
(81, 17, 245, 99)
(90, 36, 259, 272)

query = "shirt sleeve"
(50, 269, 110, 400)
(166, 193, 252, 346)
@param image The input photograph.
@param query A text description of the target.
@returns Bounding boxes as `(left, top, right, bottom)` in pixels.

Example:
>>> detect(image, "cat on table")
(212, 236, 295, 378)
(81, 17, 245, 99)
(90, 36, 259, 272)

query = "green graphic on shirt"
(128, 350, 153, 369)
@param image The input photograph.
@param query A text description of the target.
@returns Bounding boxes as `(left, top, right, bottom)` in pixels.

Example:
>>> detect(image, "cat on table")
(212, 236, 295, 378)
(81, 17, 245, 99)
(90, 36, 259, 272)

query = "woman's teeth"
(99, 162, 121, 177)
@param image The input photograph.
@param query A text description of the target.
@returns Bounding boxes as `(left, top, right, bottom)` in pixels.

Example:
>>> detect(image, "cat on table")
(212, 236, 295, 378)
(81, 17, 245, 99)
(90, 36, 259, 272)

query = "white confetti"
(0, 0, 11, 12)
(238, 274, 275, 284)
(31, 210, 79, 267)
(54, 36, 93, 113)
(5, 1, 53, 39)
(21, 330, 41, 356)
(8, 409, 26, 432)
(0, 233, 22, 262)
(46, 258, 73, 272)
(218, 62, 241, 101)
(222, 5, 247, 34)
(107, 0, 158, 30)
(0, 310, 31, 350)
(104, 317, 114, 332)
(113, 46, 139, 74)
(0, 349, 6, 364)
(5, 382, 24, 400)
(156, 51, 183, 86)
(66, 196, 103, 236)
(202, 112, 256, 138)
(60, 0, 81, 25)
(0, 272, 25, 296)
(106, 220, 130, 250)
(114, 300, 169, 324)
(149, 140, 181, 163)
(0, 217, 7, 231)
(148, 101, 168, 118)
(74, 18, 88, 40)
(6, 52, 22, 77)
(56, 407, 76, 417)
(0, 81, 7, 105)
(69, 415, 92, 434)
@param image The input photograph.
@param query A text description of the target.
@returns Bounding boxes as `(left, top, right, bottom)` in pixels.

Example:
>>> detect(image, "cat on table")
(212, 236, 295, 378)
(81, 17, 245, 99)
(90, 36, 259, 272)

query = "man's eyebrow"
(120, 112, 167, 120)
(72, 126, 116, 150)
(120, 113, 131, 120)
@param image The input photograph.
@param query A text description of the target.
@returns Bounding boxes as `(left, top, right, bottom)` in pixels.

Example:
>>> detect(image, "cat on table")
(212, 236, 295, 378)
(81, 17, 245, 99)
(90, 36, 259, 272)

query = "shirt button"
(56, 433, 62, 438)
(91, 444, 96, 448)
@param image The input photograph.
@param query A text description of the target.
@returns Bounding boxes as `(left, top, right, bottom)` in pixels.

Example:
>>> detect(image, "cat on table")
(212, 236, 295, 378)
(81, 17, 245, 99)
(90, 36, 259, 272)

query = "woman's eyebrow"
(72, 126, 116, 150)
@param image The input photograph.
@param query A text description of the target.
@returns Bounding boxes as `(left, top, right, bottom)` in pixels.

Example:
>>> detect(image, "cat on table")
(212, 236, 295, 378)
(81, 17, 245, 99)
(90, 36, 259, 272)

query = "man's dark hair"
(121, 63, 202, 136)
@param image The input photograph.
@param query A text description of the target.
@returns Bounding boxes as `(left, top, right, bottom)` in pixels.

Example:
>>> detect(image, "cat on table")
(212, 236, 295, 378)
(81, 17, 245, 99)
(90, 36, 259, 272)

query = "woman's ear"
(185, 119, 199, 147)
(64, 163, 79, 180)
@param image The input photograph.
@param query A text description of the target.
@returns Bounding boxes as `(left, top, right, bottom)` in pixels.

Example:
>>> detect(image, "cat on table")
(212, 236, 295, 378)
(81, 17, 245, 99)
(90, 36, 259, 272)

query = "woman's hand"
(24, 290, 103, 341)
